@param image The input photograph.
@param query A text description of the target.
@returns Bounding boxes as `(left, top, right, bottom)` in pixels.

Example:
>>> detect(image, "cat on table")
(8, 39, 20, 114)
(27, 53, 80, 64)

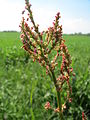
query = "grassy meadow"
(0, 32, 90, 119)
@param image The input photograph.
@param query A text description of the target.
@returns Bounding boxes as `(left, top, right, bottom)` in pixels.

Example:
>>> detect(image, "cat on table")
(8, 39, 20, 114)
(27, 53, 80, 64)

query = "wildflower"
(20, 34, 24, 39)
(41, 40, 43, 44)
(41, 60, 45, 66)
(73, 73, 75, 76)
(54, 107, 60, 112)
(57, 12, 60, 16)
(20, 0, 74, 117)
(25, 5, 28, 10)
(25, 22, 28, 27)
(62, 103, 66, 112)
(19, 25, 21, 28)
(70, 68, 73, 72)
(27, 18, 29, 21)
(69, 98, 72, 103)
(22, 10, 25, 14)
(40, 32, 43, 36)
(44, 55, 48, 59)
(44, 102, 51, 110)
(53, 22, 55, 26)
(37, 50, 41, 55)
(33, 58, 35, 62)
(46, 65, 49, 70)
(82, 112, 87, 120)
(28, 3, 32, 8)
(34, 48, 37, 54)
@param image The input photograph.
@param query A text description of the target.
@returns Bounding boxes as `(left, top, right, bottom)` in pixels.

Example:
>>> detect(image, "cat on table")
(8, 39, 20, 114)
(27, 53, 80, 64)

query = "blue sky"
(0, 0, 90, 33)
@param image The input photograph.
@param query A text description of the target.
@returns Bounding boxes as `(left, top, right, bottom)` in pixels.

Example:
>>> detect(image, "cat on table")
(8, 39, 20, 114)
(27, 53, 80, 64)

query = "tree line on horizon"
(0, 30, 90, 36)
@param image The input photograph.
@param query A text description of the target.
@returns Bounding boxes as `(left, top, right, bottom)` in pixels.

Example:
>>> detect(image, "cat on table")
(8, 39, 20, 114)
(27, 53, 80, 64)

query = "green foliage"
(0, 32, 90, 119)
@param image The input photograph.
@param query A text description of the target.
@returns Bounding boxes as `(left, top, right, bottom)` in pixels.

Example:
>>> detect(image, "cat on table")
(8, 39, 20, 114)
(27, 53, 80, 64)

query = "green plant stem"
(57, 91, 64, 120)
(51, 70, 64, 120)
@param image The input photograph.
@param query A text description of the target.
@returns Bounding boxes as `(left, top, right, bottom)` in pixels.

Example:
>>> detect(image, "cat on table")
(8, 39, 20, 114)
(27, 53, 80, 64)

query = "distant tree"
(3, 30, 18, 32)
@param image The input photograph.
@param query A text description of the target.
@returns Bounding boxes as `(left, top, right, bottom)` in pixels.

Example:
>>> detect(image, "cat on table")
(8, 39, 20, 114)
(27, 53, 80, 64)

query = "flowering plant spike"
(20, 0, 74, 119)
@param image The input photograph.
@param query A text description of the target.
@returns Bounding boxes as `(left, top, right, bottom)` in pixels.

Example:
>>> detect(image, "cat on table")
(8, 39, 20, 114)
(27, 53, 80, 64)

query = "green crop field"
(0, 32, 90, 119)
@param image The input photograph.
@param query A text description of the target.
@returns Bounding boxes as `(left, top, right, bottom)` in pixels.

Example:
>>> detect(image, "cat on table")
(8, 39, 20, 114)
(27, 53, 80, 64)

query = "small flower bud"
(41, 40, 43, 44)
(54, 108, 59, 112)
(27, 18, 29, 21)
(57, 12, 60, 16)
(22, 10, 25, 14)
(44, 102, 51, 110)
(20, 34, 24, 38)
(69, 98, 72, 103)
(40, 32, 43, 36)
(62, 103, 66, 111)
(34, 48, 37, 54)
(25, 5, 28, 9)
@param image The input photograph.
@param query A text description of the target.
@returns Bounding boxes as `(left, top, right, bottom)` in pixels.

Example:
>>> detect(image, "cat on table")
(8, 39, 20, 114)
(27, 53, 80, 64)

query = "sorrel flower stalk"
(20, 0, 74, 119)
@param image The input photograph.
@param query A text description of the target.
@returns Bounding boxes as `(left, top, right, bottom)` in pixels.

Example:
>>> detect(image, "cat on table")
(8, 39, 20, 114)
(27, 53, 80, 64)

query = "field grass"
(0, 32, 21, 49)
(0, 32, 90, 119)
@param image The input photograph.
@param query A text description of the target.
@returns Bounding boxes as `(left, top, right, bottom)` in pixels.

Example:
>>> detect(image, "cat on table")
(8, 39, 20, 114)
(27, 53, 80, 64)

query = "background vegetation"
(0, 32, 90, 119)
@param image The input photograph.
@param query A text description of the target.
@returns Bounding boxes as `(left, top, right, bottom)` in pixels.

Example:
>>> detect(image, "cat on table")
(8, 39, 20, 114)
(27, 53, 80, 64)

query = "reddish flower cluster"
(44, 102, 51, 110)
(54, 103, 66, 113)
(82, 112, 87, 120)
(54, 107, 60, 113)
(20, 0, 75, 114)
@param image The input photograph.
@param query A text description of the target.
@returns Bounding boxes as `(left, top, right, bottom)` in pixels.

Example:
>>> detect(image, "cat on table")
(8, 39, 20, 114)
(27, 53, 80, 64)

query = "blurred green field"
(0, 32, 90, 119)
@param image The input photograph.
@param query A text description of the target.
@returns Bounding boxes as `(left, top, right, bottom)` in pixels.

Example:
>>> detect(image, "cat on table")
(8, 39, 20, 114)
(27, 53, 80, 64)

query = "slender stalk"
(57, 91, 64, 120)
(51, 70, 64, 120)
